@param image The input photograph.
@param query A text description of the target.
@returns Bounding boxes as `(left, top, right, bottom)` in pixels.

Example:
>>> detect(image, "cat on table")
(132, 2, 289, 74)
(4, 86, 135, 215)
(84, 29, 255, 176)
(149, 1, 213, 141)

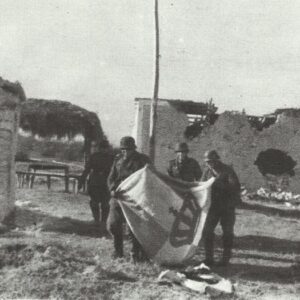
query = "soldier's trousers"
(88, 186, 109, 224)
(106, 198, 147, 259)
(203, 205, 235, 263)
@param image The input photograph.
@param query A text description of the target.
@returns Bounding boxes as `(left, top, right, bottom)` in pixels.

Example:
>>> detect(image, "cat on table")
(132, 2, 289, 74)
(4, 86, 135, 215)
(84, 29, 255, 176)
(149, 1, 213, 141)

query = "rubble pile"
(247, 187, 300, 208)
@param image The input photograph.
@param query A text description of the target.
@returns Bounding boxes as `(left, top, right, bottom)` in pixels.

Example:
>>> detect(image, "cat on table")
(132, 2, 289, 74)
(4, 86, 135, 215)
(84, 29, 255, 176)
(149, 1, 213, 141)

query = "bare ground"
(0, 181, 299, 299)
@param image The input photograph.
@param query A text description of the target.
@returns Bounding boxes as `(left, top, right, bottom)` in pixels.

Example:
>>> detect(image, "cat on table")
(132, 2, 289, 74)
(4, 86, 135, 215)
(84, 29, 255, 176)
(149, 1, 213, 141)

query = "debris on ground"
(246, 187, 300, 207)
(158, 263, 234, 296)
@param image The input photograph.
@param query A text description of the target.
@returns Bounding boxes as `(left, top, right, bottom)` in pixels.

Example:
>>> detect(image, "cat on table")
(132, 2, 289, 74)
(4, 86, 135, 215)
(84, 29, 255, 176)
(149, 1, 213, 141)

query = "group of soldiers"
(79, 136, 241, 266)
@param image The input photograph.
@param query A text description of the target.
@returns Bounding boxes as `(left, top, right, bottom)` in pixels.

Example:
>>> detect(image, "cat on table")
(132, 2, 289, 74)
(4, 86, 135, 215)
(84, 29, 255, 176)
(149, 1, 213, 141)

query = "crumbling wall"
(189, 112, 300, 192)
(255, 115, 300, 192)
(0, 78, 25, 222)
(134, 99, 300, 193)
(188, 112, 261, 191)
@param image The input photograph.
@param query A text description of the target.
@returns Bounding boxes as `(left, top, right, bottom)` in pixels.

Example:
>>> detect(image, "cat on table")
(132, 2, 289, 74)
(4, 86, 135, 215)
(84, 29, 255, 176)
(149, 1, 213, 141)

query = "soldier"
(167, 142, 202, 182)
(107, 136, 151, 262)
(201, 150, 241, 267)
(78, 140, 113, 225)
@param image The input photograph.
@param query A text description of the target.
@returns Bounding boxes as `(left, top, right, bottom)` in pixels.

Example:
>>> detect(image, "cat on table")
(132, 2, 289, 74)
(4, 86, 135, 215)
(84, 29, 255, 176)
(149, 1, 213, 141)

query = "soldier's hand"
(111, 190, 123, 198)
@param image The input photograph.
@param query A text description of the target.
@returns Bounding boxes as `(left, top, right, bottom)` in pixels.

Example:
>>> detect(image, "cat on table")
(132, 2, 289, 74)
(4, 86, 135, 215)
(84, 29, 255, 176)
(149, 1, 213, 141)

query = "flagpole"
(149, 0, 160, 163)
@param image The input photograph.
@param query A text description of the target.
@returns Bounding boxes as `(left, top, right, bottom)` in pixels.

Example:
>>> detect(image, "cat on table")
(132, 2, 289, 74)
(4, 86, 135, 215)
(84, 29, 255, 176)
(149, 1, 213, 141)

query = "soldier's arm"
(78, 157, 92, 188)
(227, 167, 241, 193)
(139, 153, 151, 168)
(167, 161, 173, 177)
(200, 167, 210, 182)
(145, 155, 152, 165)
(107, 159, 118, 192)
(226, 167, 242, 205)
(193, 160, 202, 181)
(104, 154, 115, 178)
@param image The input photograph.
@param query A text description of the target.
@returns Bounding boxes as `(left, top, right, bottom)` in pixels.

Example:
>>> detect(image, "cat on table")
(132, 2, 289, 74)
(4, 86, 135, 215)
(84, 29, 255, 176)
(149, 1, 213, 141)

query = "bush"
(40, 140, 84, 161)
(58, 142, 84, 162)
(17, 135, 35, 155)
(41, 141, 60, 158)
(15, 150, 29, 162)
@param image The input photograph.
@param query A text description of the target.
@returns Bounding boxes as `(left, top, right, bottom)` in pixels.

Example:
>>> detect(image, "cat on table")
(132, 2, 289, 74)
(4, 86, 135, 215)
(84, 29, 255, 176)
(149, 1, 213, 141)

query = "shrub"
(41, 141, 60, 158)
(58, 142, 84, 162)
(15, 150, 29, 162)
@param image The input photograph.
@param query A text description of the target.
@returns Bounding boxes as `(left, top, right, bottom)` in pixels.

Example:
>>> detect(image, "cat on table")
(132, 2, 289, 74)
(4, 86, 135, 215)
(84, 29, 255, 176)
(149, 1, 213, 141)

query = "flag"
(116, 165, 214, 265)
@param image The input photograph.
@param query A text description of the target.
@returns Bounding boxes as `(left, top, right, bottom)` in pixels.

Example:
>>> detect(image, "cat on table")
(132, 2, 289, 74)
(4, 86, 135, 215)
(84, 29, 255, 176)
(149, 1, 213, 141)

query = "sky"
(1, 0, 300, 144)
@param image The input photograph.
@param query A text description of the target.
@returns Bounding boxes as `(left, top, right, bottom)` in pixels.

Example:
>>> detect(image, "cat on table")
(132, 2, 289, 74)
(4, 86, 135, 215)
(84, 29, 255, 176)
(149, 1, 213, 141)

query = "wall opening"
(254, 149, 297, 176)
(247, 115, 277, 131)
(184, 114, 219, 139)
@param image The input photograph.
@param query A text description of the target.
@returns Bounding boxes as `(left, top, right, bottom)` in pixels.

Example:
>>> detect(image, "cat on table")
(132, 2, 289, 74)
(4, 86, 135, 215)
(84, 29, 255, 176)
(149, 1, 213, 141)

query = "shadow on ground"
(214, 263, 297, 284)
(240, 201, 300, 219)
(235, 235, 300, 254)
(204, 234, 300, 255)
(236, 252, 296, 264)
(4, 207, 109, 238)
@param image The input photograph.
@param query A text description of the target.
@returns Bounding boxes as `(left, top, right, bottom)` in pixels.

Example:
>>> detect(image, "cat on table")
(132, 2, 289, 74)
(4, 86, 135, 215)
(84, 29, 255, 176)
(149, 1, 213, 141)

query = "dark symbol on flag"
(168, 192, 201, 247)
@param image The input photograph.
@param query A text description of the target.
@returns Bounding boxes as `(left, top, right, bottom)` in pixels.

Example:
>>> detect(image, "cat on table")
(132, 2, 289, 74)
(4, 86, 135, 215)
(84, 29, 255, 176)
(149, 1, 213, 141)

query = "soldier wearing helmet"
(201, 150, 241, 267)
(167, 142, 202, 182)
(107, 136, 150, 262)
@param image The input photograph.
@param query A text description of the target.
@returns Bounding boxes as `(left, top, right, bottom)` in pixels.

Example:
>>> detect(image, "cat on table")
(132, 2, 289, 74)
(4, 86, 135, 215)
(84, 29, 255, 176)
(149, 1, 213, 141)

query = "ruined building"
(0, 78, 25, 222)
(133, 98, 300, 193)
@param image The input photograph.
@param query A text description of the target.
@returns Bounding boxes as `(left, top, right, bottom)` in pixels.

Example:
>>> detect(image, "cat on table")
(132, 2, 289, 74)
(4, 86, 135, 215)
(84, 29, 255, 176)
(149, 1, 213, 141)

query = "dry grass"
(0, 181, 299, 299)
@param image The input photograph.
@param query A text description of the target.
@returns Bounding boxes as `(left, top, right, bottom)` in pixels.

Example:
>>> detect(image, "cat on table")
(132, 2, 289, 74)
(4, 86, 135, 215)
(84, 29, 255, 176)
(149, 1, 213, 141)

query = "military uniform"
(107, 148, 151, 260)
(201, 158, 241, 266)
(168, 157, 202, 182)
(79, 150, 114, 224)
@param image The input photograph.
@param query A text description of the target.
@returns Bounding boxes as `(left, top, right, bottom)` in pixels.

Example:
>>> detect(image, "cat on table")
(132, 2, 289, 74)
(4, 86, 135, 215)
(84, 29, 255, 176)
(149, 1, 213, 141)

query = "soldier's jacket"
(201, 162, 241, 207)
(167, 157, 202, 182)
(79, 151, 114, 187)
(107, 151, 151, 192)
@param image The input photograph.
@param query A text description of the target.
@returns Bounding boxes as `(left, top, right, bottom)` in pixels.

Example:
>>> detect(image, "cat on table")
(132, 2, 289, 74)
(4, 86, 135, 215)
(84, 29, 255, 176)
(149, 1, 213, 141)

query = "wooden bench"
(16, 171, 83, 193)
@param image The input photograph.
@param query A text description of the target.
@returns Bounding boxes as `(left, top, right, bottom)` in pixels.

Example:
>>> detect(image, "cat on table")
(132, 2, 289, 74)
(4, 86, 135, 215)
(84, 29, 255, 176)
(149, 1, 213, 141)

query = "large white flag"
(117, 165, 214, 265)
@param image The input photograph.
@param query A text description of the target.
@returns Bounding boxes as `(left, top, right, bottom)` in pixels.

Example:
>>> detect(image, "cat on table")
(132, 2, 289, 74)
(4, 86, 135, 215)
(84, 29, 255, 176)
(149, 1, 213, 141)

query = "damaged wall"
(0, 78, 25, 222)
(134, 98, 300, 193)
(134, 98, 189, 169)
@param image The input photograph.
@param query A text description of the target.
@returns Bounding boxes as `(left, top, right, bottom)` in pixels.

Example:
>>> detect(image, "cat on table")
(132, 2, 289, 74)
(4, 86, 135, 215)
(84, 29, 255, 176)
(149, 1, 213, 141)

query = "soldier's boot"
(139, 248, 150, 263)
(217, 233, 233, 266)
(100, 200, 110, 224)
(112, 232, 124, 258)
(90, 201, 100, 224)
(129, 233, 143, 263)
(216, 249, 231, 267)
(204, 234, 215, 267)
(130, 244, 140, 263)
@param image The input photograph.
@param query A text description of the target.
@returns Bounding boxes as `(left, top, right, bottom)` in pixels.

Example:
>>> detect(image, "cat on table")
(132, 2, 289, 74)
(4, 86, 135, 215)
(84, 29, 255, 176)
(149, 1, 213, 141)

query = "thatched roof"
(20, 98, 105, 141)
(0, 77, 26, 109)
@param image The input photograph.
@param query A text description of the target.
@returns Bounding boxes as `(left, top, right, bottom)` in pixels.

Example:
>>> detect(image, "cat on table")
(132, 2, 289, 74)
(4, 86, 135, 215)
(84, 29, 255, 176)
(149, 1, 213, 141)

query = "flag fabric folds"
(116, 165, 214, 265)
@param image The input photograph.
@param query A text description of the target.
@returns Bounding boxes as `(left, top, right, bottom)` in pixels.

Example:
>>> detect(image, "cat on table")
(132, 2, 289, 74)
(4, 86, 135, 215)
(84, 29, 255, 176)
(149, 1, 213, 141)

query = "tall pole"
(149, 0, 160, 163)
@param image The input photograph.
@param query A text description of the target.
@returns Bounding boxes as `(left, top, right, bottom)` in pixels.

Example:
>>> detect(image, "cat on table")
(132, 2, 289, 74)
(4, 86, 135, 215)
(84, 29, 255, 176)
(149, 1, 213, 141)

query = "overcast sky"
(1, 0, 300, 144)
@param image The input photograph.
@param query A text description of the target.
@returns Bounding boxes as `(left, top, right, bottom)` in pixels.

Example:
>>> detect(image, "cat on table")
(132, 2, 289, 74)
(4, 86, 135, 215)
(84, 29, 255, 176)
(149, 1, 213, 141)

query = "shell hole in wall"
(254, 149, 297, 177)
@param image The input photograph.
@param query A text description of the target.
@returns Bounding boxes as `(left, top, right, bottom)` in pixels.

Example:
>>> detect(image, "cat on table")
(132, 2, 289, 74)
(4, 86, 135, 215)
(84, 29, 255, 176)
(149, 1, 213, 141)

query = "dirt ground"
(0, 181, 299, 299)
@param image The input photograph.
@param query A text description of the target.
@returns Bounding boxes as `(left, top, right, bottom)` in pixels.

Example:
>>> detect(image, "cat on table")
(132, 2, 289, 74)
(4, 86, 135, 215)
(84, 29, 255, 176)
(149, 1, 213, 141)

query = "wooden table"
(27, 162, 71, 192)
(16, 171, 80, 193)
